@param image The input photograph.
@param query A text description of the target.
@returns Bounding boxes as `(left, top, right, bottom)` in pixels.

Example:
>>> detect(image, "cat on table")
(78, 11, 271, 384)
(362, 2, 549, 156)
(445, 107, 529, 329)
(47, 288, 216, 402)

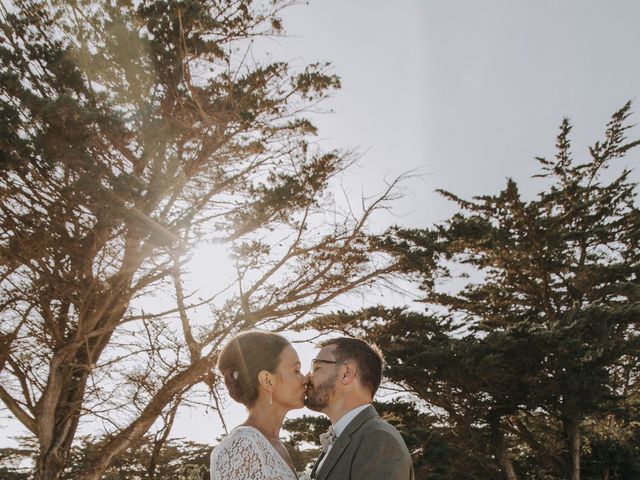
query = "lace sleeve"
(210, 430, 266, 480)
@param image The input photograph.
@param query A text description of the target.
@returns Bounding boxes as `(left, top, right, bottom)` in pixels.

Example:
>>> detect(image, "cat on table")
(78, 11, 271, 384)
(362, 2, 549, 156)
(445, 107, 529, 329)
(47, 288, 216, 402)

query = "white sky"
(277, 0, 640, 227)
(3, 0, 640, 451)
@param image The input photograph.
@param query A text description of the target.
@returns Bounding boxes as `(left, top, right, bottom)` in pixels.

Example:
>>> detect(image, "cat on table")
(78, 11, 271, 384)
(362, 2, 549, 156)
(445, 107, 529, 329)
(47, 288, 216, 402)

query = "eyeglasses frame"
(311, 358, 345, 371)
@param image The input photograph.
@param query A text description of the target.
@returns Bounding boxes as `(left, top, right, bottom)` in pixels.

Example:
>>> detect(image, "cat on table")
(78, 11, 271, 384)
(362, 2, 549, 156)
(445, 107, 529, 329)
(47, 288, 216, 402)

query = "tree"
(0, 434, 212, 480)
(307, 104, 640, 480)
(0, 1, 399, 479)
(64, 435, 212, 480)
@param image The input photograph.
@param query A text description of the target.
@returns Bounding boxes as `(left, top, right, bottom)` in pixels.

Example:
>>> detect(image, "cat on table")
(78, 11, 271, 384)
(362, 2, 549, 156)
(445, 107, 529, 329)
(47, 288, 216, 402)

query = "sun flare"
(186, 241, 237, 299)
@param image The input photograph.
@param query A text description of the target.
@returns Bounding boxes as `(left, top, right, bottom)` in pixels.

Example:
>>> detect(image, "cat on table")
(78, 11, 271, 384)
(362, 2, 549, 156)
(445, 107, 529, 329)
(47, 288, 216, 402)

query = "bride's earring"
(269, 391, 273, 405)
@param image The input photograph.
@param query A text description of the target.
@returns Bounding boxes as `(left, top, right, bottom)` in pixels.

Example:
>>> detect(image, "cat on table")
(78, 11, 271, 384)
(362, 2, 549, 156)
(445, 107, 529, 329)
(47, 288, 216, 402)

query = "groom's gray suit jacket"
(310, 405, 414, 480)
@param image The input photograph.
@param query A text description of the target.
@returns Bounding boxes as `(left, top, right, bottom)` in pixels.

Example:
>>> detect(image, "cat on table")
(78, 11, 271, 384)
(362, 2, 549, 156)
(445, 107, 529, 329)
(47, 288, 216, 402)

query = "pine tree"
(307, 104, 640, 480)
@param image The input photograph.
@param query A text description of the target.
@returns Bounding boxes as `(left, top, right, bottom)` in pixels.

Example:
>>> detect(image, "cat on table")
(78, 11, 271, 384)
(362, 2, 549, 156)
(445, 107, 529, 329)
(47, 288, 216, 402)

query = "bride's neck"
(244, 403, 287, 439)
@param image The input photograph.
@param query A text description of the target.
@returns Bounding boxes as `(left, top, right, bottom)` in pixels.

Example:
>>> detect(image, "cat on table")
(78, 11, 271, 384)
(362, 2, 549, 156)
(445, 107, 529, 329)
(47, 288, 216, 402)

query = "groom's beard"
(304, 372, 338, 411)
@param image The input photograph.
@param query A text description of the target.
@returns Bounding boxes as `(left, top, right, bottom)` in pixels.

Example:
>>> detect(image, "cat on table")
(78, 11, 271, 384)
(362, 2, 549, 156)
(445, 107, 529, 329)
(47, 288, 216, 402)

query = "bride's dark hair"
(217, 331, 290, 407)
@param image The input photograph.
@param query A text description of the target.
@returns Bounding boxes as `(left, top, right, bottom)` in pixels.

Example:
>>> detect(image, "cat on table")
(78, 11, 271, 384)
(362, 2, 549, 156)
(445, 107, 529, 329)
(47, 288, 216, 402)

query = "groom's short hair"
(320, 337, 383, 397)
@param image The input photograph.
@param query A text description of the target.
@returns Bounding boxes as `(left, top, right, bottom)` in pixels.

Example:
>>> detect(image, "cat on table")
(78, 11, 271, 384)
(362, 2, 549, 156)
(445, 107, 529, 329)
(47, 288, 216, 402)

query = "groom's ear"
(340, 363, 358, 385)
(257, 370, 274, 391)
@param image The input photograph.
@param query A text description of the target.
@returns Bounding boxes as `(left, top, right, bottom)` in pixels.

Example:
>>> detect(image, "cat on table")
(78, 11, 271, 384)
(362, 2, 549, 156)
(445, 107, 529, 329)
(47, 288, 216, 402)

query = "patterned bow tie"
(319, 425, 336, 451)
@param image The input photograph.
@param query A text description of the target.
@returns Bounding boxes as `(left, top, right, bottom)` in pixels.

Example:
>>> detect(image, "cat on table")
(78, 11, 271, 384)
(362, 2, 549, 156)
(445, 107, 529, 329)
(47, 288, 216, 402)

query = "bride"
(210, 331, 307, 479)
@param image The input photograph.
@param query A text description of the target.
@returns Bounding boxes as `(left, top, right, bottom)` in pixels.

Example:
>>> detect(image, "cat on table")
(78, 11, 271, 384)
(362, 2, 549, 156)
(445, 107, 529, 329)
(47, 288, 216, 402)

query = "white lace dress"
(210, 426, 298, 480)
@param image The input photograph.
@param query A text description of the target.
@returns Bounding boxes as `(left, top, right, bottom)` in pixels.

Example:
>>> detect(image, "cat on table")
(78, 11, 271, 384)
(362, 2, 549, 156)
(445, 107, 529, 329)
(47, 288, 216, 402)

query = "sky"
(3, 0, 640, 451)
(274, 0, 640, 228)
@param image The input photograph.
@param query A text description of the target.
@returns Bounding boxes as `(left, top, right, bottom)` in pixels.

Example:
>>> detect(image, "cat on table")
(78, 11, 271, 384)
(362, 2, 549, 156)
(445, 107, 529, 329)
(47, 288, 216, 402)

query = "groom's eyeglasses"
(311, 358, 345, 372)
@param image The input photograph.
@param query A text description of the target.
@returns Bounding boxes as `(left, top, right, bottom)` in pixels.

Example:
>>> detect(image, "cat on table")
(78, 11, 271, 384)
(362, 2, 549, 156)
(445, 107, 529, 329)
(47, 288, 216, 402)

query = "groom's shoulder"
(357, 409, 404, 440)
(366, 414, 402, 435)
(354, 413, 411, 461)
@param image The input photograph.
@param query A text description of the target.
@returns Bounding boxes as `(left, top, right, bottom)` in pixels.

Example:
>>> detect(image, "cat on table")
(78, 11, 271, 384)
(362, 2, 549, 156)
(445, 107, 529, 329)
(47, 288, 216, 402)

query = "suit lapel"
(315, 432, 351, 480)
(309, 448, 326, 479)
(316, 405, 378, 480)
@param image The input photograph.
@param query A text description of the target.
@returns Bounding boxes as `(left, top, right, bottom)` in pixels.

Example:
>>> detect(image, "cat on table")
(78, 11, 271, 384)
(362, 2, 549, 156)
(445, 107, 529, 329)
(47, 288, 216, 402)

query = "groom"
(305, 337, 414, 480)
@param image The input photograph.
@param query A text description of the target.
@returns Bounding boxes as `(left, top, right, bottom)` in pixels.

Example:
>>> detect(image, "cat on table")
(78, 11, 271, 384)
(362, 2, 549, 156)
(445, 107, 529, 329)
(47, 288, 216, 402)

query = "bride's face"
(273, 345, 307, 409)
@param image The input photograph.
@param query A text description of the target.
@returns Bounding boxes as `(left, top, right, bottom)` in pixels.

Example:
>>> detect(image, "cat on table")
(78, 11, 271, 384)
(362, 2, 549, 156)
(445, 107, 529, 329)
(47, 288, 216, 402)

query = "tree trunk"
(565, 417, 581, 480)
(496, 445, 519, 480)
(489, 412, 518, 480)
(33, 356, 91, 480)
(33, 291, 133, 480)
(602, 466, 610, 480)
(34, 451, 66, 480)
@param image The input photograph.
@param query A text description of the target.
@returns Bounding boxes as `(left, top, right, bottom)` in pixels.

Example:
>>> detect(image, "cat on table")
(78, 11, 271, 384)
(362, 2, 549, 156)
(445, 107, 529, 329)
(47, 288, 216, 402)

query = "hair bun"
(223, 368, 245, 403)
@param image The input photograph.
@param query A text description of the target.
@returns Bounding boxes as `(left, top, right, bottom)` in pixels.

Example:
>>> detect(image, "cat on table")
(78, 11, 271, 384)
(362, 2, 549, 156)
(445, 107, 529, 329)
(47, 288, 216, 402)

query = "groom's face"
(304, 346, 341, 412)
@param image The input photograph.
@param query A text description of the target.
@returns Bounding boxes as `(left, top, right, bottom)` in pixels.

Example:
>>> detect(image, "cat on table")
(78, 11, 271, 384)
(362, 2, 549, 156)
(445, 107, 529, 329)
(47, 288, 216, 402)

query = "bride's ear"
(257, 370, 274, 392)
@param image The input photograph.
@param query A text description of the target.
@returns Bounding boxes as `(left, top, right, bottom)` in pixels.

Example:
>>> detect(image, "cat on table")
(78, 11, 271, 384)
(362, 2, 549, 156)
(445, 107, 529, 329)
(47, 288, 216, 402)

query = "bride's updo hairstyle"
(217, 331, 290, 407)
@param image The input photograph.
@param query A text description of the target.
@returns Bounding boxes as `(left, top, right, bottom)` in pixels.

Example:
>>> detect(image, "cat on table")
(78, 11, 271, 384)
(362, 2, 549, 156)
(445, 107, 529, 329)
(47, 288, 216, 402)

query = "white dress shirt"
(316, 403, 370, 471)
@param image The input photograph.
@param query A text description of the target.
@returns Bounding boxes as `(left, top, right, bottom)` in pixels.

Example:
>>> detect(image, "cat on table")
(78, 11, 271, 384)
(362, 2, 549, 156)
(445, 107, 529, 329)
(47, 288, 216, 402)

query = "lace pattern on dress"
(210, 426, 298, 480)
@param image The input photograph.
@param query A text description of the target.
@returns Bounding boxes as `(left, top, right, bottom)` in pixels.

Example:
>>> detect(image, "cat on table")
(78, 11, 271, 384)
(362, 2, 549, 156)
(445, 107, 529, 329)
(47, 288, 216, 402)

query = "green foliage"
(581, 427, 640, 480)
